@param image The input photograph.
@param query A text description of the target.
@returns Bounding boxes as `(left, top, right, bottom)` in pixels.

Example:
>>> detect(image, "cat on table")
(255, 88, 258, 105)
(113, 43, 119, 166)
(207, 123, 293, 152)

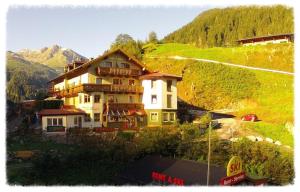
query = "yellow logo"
(227, 156, 243, 176)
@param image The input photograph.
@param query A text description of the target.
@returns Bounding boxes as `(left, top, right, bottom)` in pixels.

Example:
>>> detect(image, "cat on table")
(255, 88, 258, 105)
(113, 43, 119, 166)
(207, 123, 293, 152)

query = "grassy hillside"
(6, 52, 58, 102)
(163, 5, 293, 47)
(146, 43, 294, 72)
(143, 43, 293, 125)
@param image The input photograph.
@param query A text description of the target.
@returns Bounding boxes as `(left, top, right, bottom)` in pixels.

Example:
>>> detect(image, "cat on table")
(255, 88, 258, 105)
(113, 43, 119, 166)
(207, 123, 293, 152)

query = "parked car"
(241, 114, 258, 122)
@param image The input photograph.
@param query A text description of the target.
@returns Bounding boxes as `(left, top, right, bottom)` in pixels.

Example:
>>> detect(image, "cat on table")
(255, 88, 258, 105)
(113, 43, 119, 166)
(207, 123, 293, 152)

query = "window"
(169, 113, 175, 122)
(150, 112, 158, 122)
(103, 115, 107, 122)
(113, 79, 122, 85)
(94, 95, 100, 103)
(47, 118, 52, 126)
(129, 95, 134, 103)
(129, 79, 135, 86)
(118, 63, 125, 68)
(94, 113, 100, 122)
(163, 113, 169, 122)
(167, 95, 172, 108)
(167, 80, 172, 92)
(84, 114, 91, 122)
(84, 95, 90, 103)
(74, 116, 78, 125)
(47, 118, 63, 126)
(151, 80, 156, 88)
(151, 95, 157, 104)
(96, 78, 102, 84)
(58, 118, 63, 126)
(102, 61, 112, 68)
(53, 118, 58, 126)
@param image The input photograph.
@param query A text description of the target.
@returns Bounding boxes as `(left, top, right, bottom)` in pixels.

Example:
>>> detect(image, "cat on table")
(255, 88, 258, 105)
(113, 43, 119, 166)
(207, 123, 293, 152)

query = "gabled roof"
(39, 105, 86, 116)
(139, 72, 182, 81)
(49, 48, 148, 84)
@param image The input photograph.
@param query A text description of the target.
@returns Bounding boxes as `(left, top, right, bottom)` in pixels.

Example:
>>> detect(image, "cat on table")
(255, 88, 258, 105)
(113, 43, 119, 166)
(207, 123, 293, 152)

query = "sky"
(6, 6, 225, 58)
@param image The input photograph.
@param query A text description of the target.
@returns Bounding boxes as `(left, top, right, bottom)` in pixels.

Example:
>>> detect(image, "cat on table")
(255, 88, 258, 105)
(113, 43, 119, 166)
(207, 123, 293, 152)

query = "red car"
(241, 114, 258, 122)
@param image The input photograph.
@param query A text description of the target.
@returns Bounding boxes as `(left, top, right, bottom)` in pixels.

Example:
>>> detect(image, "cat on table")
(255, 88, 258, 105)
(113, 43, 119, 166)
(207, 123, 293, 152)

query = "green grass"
(144, 43, 294, 125)
(235, 70, 293, 124)
(240, 122, 293, 147)
(146, 43, 294, 72)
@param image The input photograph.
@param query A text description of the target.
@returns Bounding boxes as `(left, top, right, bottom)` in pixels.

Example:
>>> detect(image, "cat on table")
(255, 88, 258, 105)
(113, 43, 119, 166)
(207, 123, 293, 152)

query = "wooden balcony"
(108, 103, 144, 111)
(96, 67, 142, 77)
(49, 83, 143, 98)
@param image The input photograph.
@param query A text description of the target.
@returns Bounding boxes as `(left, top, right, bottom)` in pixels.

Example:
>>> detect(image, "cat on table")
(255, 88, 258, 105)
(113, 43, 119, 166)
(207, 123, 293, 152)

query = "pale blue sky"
(6, 6, 225, 57)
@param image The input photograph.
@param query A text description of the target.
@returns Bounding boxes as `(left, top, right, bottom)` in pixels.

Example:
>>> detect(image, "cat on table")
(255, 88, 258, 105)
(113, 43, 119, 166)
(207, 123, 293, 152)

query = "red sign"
(219, 172, 246, 186)
(151, 171, 184, 186)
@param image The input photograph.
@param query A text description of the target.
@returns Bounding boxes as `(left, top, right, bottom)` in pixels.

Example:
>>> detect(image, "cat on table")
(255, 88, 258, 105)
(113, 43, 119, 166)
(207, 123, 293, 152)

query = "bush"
(137, 126, 180, 156)
(233, 138, 294, 185)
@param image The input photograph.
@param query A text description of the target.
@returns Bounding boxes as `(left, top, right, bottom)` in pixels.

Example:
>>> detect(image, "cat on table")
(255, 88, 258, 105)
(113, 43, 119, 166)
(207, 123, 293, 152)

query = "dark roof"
(139, 72, 182, 81)
(39, 105, 86, 116)
(237, 33, 294, 42)
(49, 48, 148, 84)
(116, 155, 226, 185)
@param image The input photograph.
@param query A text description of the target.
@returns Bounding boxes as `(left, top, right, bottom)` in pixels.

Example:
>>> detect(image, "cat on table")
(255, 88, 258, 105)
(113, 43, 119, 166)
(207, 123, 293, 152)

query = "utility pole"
(206, 121, 212, 186)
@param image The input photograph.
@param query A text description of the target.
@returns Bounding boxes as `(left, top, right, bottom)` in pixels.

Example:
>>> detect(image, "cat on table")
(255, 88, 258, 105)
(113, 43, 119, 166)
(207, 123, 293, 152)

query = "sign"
(219, 172, 246, 185)
(151, 171, 184, 186)
(226, 156, 243, 176)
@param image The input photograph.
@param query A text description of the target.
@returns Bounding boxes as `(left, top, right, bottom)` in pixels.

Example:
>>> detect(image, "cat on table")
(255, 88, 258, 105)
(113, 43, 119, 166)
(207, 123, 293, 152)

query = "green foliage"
(163, 5, 293, 48)
(144, 57, 260, 110)
(6, 52, 58, 103)
(147, 31, 159, 44)
(137, 126, 180, 156)
(233, 138, 294, 184)
(144, 43, 293, 124)
(110, 34, 143, 59)
(7, 126, 294, 185)
(117, 131, 136, 141)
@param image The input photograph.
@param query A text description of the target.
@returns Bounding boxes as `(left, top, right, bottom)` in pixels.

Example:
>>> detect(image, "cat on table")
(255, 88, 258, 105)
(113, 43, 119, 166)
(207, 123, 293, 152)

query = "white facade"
(142, 78, 178, 110)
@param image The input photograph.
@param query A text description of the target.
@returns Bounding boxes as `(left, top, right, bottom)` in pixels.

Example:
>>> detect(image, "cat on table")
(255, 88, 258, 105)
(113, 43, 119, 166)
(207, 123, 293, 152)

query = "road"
(147, 55, 294, 75)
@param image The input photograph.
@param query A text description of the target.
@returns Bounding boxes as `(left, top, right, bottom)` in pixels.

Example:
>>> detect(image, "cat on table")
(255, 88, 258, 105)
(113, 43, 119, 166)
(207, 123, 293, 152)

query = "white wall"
(142, 78, 178, 110)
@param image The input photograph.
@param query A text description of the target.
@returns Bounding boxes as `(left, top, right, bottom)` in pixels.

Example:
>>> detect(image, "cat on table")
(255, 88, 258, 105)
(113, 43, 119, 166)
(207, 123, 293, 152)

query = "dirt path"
(215, 118, 259, 140)
(147, 55, 294, 75)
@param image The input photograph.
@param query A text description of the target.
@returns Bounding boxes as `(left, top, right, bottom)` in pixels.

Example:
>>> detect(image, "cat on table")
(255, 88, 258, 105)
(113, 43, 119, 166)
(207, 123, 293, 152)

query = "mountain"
(6, 51, 59, 103)
(17, 45, 88, 72)
(163, 5, 293, 47)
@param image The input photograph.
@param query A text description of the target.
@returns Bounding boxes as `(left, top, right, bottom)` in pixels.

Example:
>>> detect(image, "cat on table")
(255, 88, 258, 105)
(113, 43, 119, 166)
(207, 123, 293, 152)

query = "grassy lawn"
(146, 43, 294, 72)
(240, 122, 293, 147)
(234, 70, 293, 125)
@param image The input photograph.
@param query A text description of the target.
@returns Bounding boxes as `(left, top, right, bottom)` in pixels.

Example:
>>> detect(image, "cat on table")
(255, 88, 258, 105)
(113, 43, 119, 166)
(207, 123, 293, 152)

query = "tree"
(148, 31, 158, 44)
(110, 34, 142, 59)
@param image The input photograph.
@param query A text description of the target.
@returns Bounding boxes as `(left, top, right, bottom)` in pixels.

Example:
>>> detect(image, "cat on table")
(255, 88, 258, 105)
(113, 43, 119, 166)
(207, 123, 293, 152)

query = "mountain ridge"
(15, 44, 88, 72)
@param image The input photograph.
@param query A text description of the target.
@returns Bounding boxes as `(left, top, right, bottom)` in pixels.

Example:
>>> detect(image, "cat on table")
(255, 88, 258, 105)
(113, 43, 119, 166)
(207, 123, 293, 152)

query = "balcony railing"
(108, 103, 144, 111)
(96, 67, 142, 77)
(49, 83, 143, 98)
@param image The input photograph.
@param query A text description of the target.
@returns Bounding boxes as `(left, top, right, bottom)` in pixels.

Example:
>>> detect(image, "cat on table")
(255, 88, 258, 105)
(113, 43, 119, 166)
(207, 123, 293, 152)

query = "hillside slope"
(145, 43, 294, 72)
(163, 5, 293, 47)
(143, 43, 293, 124)
(17, 45, 87, 72)
(6, 51, 58, 102)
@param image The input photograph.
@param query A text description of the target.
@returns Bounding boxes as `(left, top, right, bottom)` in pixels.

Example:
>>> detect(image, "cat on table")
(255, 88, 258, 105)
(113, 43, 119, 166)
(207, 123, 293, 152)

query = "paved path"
(147, 55, 294, 75)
